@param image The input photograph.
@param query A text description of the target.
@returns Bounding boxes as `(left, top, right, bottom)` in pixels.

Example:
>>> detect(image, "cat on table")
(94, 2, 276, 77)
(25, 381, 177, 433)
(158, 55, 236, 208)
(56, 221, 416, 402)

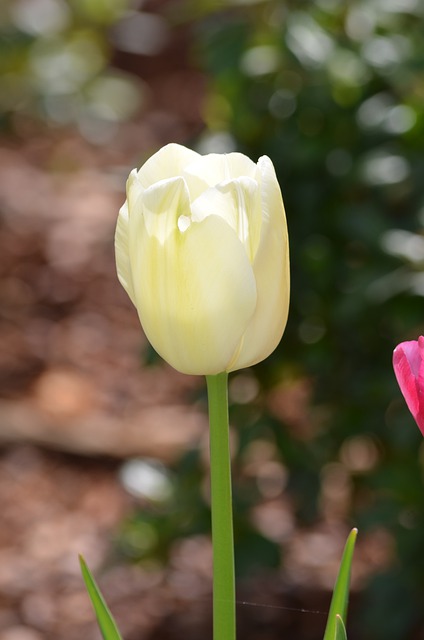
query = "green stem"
(206, 372, 236, 640)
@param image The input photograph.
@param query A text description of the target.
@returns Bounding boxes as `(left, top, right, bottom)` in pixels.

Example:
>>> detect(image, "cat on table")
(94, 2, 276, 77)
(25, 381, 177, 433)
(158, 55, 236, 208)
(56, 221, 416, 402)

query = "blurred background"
(1, 0, 424, 638)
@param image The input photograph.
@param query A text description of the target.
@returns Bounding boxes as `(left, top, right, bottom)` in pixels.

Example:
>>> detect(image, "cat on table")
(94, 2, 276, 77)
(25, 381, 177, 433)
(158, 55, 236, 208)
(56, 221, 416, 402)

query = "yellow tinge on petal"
(229, 155, 289, 371)
(115, 201, 136, 305)
(115, 143, 289, 375)
(191, 177, 262, 263)
(131, 186, 257, 374)
(137, 143, 200, 188)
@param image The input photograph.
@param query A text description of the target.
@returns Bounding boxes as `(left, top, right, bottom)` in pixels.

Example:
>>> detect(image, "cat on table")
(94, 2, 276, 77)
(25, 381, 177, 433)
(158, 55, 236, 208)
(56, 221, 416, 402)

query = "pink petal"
(393, 337, 424, 435)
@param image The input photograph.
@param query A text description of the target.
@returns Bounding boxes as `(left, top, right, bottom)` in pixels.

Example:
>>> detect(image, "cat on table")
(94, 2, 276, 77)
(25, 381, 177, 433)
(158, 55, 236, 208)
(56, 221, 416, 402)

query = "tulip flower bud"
(393, 336, 424, 434)
(115, 143, 289, 375)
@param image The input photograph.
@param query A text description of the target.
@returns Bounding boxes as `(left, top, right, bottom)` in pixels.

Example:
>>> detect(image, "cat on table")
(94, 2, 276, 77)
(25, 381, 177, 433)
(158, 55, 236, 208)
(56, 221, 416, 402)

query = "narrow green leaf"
(79, 555, 123, 640)
(335, 614, 348, 640)
(323, 528, 357, 640)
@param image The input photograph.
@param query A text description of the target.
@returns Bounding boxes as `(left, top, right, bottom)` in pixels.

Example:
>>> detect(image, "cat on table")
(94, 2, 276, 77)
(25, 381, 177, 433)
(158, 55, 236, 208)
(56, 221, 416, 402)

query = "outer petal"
(418, 336, 424, 412)
(126, 167, 145, 212)
(137, 143, 200, 188)
(398, 339, 422, 377)
(115, 168, 146, 306)
(129, 187, 257, 374)
(115, 201, 136, 305)
(393, 338, 424, 434)
(229, 155, 289, 371)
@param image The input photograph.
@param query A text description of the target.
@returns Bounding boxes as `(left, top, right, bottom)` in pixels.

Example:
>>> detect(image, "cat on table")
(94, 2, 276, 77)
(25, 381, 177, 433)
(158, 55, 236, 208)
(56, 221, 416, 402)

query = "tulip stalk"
(206, 372, 236, 640)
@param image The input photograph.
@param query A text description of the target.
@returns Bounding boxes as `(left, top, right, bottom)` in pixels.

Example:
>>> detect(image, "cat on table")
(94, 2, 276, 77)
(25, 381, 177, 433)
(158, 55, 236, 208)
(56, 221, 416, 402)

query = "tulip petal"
(137, 143, 200, 188)
(191, 177, 262, 262)
(229, 155, 289, 370)
(393, 339, 424, 431)
(115, 201, 136, 305)
(115, 169, 145, 306)
(398, 339, 421, 378)
(126, 168, 145, 213)
(140, 176, 191, 243)
(184, 153, 258, 200)
(130, 195, 257, 374)
(418, 337, 424, 410)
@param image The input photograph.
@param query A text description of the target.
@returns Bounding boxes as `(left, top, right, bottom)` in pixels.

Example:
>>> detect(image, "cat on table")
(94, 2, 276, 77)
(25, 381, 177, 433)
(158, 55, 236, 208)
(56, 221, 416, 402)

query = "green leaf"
(79, 555, 124, 640)
(323, 528, 357, 640)
(335, 614, 348, 640)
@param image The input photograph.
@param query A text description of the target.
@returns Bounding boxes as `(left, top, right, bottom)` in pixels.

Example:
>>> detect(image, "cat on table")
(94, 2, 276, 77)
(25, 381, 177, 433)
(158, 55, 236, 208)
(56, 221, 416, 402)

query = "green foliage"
(323, 529, 357, 640)
(80, 556, 123, 640)
(335, 615, 348, 640)
(0, 0, 141, 136)
(189, 2, 424, 638)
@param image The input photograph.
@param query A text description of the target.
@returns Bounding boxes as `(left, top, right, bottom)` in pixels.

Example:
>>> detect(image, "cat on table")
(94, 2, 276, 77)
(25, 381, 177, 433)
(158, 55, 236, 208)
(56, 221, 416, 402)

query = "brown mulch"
(0, 15, 210, 636)
(0, 442, 394, 640)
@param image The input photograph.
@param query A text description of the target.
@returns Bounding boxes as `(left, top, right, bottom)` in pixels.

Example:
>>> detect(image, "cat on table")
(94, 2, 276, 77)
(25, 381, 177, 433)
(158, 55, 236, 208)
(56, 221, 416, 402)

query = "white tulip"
(115, 143, 289, 375)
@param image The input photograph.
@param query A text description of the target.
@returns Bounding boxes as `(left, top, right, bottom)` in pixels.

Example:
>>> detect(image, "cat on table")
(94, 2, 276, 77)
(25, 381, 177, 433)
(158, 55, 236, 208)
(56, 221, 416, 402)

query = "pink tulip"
(393, 336, 424, 434)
